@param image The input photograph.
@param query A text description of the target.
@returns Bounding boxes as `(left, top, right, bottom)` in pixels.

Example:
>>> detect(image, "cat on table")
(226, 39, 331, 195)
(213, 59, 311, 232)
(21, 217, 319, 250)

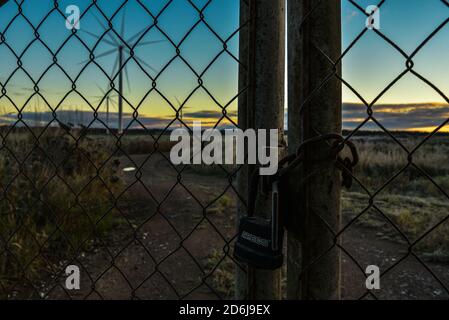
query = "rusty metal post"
(235, 0, 251, 300)
(287, 0, 342, 299)
(236, 0, 285, 300)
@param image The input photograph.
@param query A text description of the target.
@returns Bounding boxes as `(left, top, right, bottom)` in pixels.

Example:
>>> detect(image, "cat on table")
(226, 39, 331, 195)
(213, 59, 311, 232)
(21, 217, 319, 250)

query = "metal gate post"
(287, 0, 342, 300)
(236, 0, 285, 300)
(235, 0, 251, 300)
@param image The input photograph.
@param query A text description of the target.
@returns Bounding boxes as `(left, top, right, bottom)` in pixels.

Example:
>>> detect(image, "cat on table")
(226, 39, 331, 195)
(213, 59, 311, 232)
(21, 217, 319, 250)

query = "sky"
(0, 0, 448, 132)
(342, 0, 449, 131)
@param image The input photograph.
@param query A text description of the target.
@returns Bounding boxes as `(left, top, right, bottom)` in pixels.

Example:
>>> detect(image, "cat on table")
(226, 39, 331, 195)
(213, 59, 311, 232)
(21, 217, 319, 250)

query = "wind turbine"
(92, 83, 118, 133)
(175, 96, 191, 128)
(0, 81, 62, 127)
(0, 80, 21, 117)
(20, 87, 47, 127)
(81, 10, 163, 134)
(20, 87, 66, 127)
(0, 104, 6, 125)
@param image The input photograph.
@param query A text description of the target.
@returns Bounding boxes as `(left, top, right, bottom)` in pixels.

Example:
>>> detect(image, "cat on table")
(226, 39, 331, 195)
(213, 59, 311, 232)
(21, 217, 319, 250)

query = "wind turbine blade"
(121, 8, 126, 38)
(95, 83, 106, 95)
(78, 48, 117, 65)
(134, 40, 165, 48)
(93, 15, 119, 45)
(134, 56, 158, 73)
(125, 65, 131, 92)
(93, 48, 118, 59)
(80, 29, 116, 46)
(175, 97, 182, 107)
(111, 55, 120, 76)
(126, 26, 148, 44)
(104, 93, 118, 99)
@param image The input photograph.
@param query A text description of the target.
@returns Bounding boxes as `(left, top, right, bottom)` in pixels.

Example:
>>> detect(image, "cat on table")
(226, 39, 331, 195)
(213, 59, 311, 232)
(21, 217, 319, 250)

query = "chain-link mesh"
(1, 0, 449, 300)
(297, 0, 449, 300)
(0, 0, 250, 300)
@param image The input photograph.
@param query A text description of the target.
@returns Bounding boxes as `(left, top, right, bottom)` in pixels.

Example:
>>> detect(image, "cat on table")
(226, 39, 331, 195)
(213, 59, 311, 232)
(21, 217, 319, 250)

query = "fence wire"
(298, 0, 449, 300)
(1, 0, 449, 300)
(0, 0, 249, 300)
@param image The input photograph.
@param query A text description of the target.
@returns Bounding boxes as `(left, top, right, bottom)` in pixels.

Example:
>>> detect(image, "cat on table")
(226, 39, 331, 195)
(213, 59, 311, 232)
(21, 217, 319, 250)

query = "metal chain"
(247, 134, 359, 218)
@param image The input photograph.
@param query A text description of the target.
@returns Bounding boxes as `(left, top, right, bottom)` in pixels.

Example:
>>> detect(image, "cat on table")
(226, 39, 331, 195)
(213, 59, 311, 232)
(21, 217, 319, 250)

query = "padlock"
(234, 180, 284, 270)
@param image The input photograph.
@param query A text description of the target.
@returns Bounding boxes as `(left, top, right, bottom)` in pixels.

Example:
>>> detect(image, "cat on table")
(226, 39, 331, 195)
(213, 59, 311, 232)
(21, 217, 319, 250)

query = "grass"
(350, 136, 449, 197)
(203, 134, 449, 298)
(0, 129, 125, 298)
(90, 134, 175, 155)
(205, 249, 235, 298)
(343, 191, 449, 259)
(343, 134, 449, 259)
(1, 130, 449, 298)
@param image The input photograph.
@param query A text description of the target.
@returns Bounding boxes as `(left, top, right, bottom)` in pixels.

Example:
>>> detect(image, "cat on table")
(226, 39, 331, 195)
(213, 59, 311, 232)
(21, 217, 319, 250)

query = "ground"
(45, 152, 449, 300)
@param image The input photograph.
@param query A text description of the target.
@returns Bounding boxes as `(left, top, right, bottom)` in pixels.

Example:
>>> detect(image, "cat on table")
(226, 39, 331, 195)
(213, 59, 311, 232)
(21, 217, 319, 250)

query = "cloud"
(183, 110, 237, 119)
(343, 102, 449, 130)
(0, 109, 238, 130)
(3, 103, 449, 132)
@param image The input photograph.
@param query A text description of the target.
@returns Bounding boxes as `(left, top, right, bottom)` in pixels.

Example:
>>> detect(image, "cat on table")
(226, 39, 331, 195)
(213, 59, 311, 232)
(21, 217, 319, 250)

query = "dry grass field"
(1, 129, 448, 299)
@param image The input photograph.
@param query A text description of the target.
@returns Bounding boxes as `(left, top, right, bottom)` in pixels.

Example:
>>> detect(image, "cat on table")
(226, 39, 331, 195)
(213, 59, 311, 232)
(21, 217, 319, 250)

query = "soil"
(48, 153, 449, 300)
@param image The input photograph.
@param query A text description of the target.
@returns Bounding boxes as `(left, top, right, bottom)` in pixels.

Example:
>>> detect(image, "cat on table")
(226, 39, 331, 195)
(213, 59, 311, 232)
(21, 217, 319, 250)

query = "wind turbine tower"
(82, 10, 163, 134)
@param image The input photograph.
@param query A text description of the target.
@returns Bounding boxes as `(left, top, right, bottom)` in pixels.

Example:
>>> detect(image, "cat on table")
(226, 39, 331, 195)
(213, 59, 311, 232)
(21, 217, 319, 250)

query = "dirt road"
(50, 153, 449, 300)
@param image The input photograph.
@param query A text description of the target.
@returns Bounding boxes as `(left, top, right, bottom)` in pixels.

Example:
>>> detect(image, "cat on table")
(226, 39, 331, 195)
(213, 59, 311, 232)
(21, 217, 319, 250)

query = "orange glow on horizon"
(404, 126, 449, 133)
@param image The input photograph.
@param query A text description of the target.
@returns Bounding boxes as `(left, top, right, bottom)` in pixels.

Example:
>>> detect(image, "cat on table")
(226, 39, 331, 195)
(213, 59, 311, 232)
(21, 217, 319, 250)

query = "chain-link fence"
(1, 0, 449, 300)
(0, 0, 250, 300)
(291, 0, 449, 300)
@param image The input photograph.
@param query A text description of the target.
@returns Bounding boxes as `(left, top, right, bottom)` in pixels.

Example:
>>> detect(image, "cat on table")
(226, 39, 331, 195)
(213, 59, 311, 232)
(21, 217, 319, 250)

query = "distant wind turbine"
(81, 10, 164, 134)
(175, 96, 191, 128)
(0, 104, 6, 122)
(20, 87, 48, 127)
(92, 83, 118, 133)
(21, 87, 45, 127)
(0, 80, 59, 127)
(19, 87, 64, 127)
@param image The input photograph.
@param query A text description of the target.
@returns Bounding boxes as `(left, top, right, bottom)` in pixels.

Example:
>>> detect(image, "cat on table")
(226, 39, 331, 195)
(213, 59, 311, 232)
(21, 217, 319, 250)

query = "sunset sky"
(0, 0, 448, 132)
(342, 0, 449, 131)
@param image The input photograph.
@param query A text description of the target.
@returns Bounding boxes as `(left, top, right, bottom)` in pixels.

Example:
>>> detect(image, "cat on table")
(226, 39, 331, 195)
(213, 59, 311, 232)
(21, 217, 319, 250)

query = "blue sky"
(342, 0, 449, 105)
(0, 0, 240, 129)
(0, 0, 448, 131)
(342, 0, 449, 131)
